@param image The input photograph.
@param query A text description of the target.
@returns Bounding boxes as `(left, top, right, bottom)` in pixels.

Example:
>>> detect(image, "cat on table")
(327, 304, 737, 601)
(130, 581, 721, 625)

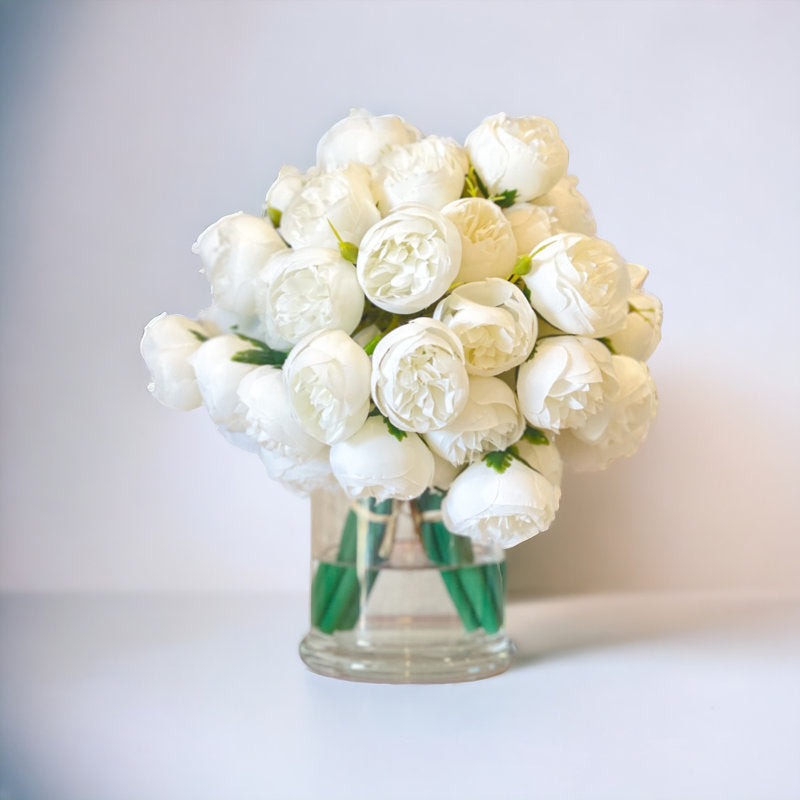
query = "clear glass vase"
(299, 488, 514, 683)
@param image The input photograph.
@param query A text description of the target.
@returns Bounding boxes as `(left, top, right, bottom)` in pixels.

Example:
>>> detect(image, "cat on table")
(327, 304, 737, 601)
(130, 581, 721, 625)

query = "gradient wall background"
(1, 0, 798, 597)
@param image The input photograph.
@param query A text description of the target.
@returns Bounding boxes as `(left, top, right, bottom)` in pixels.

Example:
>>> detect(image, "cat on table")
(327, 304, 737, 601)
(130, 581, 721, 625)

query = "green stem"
(312, 498, 392, 635)
(310, 509, 357, 630)
(416, 490, 504, 634)
(420, 517, 480, 632)
(448, 531, 502, 634)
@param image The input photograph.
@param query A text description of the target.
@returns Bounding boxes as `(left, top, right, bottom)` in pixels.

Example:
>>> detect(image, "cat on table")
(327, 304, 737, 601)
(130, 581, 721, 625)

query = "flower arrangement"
(141, 110, 661, 642)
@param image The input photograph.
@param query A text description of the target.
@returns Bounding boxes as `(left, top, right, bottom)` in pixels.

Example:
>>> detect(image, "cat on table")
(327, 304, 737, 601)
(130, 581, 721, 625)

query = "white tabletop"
(1, 592, 798, 800)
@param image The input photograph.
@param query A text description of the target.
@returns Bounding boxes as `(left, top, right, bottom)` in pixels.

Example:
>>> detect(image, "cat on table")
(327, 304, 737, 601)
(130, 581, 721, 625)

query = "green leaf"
(597, 337, 617, 354)
(384, 417, 407, 442)
(490, 189, 518, 208)
(483, 450, 513, 473)
(267, 206, 281, 228)
(230, 334, 289, 366)
(231, 348, 288, 367)
(521, 284, 532, 302)
(189, 328, 208, 343)
(522, 425, 549, 446)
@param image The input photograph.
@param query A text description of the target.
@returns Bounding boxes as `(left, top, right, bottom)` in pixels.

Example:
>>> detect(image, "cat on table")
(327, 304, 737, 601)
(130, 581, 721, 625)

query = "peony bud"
(330, 416, 435, 501)
(442, 458, 560, 548)
(192, 212, 287, 317)
(189, 334, 258, 431)
(465, 113, 568, 201)
(140, 313, 215, 411)
(371, 135, 469, 214)
(316, 108, 422, 170)
(434, 278, 537, 376)
(517, 336, 618, 432)
(424, 376, 524, 466)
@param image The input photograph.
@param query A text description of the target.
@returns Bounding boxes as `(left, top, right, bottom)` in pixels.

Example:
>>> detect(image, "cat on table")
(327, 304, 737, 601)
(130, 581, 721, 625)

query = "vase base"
(299, 622, 514, 684)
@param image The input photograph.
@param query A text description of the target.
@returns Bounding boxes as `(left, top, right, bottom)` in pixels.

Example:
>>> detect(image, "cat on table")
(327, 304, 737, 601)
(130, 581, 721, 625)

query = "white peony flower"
(283, 329, 372, 445)
(532, 175, 596, 235)
(441, 197, 517, 283)
(504, 203, 554, 255)
(259, 446, 338, 497)
(371, 318, 469, 433)
(424, 376, 524, 466)
(263, 165, 311, 223)
(140, 313, 215, 411)
(192, 212, 287, 317)
(431, 453, 459, 492)
(356, 204, 461, 314)
(259, 247, 364, 349)
(434, 278, 537, 376)
(236, 365, 325, 460)
(189, 334, 257, 431)
(316, 108, 422, 170)
(608, 291, 663, 361)
(558, 355, 657, 471)
(523, 233, 631, 337)
(371, 135, 469, 213)
(442, 458, 560, 548)
(279, 164, 380, 250)
(513, 431, 564, 487)
(330, 416, 434, 501)
(465, 113, 569, 201)
(517, 336, 617, 432)
(626, 263, 650, 291)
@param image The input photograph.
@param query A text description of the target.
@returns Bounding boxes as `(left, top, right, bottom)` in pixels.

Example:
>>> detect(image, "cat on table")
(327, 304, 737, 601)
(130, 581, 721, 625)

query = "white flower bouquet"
(142, 109, 661, 643)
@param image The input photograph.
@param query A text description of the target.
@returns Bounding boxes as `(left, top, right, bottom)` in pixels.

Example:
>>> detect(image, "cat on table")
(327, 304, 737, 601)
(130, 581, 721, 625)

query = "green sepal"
(327, 219, 358, 265)
(338, 241, 359, 265)
(522, 425, 549, 445)
(490, 189, 518, 208)
(473, 168, 489, 198)
(267, 206, 282, 228)
(512, 254, 532, 276)
(189, 328, 208, 343)
(384, 417, 407, 442)
(483, 450, 513, 473)
(597, 337, 617, 354)
(365, 408, 408, 441)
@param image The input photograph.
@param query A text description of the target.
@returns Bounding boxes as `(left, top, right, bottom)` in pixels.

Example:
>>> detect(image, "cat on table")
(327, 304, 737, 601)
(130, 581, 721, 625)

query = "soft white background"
(1, 0, 798, 597)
